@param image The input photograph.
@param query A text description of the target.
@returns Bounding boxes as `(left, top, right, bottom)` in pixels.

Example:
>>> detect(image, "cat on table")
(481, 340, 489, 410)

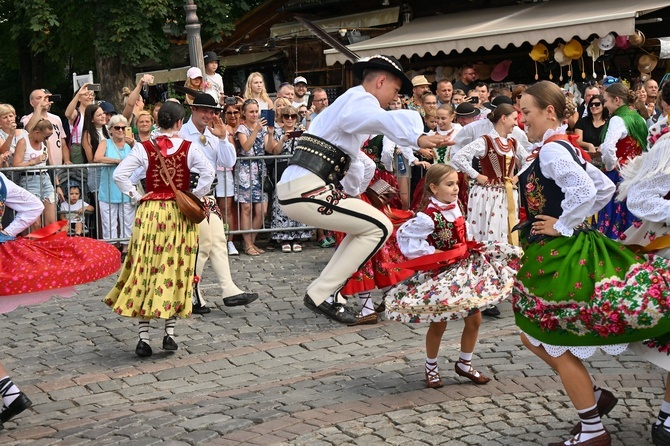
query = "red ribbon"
(384, 240, 484, 271)
(155, 135, 173, 156)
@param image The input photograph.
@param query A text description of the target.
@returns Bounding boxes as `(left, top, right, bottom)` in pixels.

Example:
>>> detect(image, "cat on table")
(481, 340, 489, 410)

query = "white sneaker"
(227, 241, 239, 256)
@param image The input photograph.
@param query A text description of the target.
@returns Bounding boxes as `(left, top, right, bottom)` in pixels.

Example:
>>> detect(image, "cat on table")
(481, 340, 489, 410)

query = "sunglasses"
(283, 114, 298, 119)
(243, 99, 258, 105)
(589, 102, 602, 108)
(112, 126, 126, 130)
(225, 111, 240, 115)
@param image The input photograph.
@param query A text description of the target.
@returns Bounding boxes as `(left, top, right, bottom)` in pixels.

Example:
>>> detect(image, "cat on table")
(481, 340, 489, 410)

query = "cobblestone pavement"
(0, 242, 665, 445)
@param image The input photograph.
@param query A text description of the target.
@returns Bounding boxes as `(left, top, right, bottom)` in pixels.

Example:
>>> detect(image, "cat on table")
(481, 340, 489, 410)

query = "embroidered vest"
(615, 135, 643, 167)
(479, 135, 516, 185)
(518, 141, 586, 222)
(423, 203, 467, 251)
(141, 140, 192, 195)
(361, 135, 385, 170)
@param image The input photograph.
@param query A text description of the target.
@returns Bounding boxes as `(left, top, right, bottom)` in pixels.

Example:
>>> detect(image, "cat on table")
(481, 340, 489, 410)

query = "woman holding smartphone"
(267, 106, 310, 253)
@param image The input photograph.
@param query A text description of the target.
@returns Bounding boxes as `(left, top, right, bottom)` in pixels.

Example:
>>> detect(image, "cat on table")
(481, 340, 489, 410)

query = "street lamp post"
(184, 0, 204, 72)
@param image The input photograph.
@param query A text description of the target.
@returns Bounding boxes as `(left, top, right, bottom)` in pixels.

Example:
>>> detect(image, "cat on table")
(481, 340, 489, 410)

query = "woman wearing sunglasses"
(267, 106, 311, 253)
(574, 95, 609, 165)
(218, 102, 241, 255)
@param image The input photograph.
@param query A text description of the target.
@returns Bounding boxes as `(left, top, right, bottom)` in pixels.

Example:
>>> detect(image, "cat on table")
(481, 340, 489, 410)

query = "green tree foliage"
(0, 0, 264, 114)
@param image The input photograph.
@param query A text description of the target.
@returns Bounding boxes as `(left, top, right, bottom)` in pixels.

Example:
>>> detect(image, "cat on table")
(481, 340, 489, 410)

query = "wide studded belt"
(288, 134, 350, 184)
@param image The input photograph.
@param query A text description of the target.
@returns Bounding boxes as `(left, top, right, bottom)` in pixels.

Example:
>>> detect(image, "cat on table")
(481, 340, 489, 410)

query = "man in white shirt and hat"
(180, 93, 259, 314)
(277, 55, 450, 324)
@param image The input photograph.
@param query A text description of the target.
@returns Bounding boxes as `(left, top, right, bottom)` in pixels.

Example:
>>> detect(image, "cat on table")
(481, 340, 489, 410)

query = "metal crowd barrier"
(1, 153, 414, 243)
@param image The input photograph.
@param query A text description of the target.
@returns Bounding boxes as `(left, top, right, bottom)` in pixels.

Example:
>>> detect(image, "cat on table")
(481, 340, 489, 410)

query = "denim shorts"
(20, 172, 56, 203)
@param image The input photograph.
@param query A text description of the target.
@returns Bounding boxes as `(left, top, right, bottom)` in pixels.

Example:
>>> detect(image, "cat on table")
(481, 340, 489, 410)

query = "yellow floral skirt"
(103, 200, 197, 319)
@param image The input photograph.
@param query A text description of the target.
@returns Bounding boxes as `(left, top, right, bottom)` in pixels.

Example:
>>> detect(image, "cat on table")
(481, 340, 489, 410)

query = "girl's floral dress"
(235, 124, 268, 204)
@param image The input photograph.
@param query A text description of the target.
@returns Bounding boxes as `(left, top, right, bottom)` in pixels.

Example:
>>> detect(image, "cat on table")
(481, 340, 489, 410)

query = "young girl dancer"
(514, 81, 670, 446)
(385, 164, 522, 388)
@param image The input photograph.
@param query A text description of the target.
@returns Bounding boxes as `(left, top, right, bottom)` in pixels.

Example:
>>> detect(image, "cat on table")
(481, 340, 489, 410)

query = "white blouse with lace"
(600, 115, 627, 171)
(451, 129, 527, 179)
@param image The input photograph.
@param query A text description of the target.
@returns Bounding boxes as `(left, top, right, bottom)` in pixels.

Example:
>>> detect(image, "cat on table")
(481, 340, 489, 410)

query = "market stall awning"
(136, 51, 283, 84)
(325, 0, 670, 65)
(270, 7, 399, 39)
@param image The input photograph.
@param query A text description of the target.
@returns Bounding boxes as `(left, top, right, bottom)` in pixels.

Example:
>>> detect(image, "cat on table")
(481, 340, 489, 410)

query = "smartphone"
(287, 130, 304, 139)
(260, 109, 275, 127)
(87, 84, 101, 91)
(224, 96, 237, 106)
(125, 127, 133, 138)
(49, 94, 62, 101)
(467, 96, 479, 104)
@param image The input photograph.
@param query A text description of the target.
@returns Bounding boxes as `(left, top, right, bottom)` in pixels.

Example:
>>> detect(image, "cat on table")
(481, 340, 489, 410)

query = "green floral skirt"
(514, 229, 670, 347)
(103, 200, 197, 319)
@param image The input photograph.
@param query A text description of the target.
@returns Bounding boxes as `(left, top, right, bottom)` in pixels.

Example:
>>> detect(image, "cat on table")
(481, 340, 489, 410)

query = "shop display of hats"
(598, 34, 616, 51)
(629, 30, 645, 47)
(615, 35, 630, 50)
(474, 62, 492, 80)
(490, 60, 512, 82)
(638, 54, 659, 81)
(529, 43, 549, 80)
(563, 39, 583, 60)
(586, 40, 603, 79)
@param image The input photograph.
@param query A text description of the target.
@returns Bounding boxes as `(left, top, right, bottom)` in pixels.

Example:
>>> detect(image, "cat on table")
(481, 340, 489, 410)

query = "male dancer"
(277, 55, 450, 323)
(180, 93, 258, 313)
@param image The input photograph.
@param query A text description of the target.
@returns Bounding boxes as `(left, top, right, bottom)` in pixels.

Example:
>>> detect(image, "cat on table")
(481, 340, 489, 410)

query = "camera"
(224, 97, 237, 106)
(87, 84, 101, 91)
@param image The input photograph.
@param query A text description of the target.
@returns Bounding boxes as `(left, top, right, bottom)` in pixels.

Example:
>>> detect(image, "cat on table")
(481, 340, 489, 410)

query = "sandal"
(282, 244, 292, 253)
(455, 358, 491, 384)
(292, 243, 302, 252)
(425, 362, 443, 389)
(253, 245, 265, 254)
(244, 246, 261, 256)
(318, 237, 335, 248)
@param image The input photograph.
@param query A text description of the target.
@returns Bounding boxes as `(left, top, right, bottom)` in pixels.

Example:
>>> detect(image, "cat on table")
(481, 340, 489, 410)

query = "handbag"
(151, 140, 206, 224)
(364, 179, 397, 208)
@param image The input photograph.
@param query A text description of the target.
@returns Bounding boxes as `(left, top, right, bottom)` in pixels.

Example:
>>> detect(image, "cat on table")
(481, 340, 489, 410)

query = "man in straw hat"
(277, 55, 451, 324)
(180, 92, 259, 314)
(408, 75, 432, 117)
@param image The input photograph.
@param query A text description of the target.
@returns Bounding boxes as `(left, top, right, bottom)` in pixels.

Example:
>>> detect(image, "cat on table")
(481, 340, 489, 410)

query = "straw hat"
(638, 54, 659, 81)
(411, 75, 431, 87)
(598, 34, 615, 51)
(474, 62, 492, 80)
(442, 66, 456, 81)
(629, 30, 646, 47)
(529, 43, 549, 62)
(563, 39, 583, 60)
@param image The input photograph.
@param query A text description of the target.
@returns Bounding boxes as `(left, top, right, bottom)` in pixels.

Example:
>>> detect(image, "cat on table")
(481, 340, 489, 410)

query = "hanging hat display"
(598, 34, 616, 51)
(529, 43, 549, 80)
(554, 44, 570, 81)
(638, 54, 659, 82)
(615, 35, 630, 50)
(563, 39, 583, 59)
(473, 62, 492, 80)
(629, 30, 646, 47)
(490, 60, 512, 82)
(586, 40, 603, 79)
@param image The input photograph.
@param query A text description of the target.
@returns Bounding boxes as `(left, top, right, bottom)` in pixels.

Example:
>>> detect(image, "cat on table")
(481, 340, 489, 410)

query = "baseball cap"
(187, 67, 203, 79)
(293, 76, 308, 85)
(98, 101, 116, 115)
(203, 51, 218, 64)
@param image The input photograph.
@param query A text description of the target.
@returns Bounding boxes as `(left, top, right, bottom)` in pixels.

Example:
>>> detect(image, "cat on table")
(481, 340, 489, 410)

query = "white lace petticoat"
(524, 332, 629, 359)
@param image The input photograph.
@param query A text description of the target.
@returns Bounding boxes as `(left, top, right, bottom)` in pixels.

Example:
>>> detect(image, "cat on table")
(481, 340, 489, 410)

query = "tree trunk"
(95, 53, 135, 114)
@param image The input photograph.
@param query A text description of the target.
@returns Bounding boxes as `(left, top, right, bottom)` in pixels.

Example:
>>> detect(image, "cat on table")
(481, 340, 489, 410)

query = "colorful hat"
(490, 60, 512, 82)
(629, 30, 645, 47)
(529, 43, 549, 62)
(563, 39, 583, 60)
(638, 54, 659, 81)
(615, 35, 630, 50)
(474, 62, 492, 80)
(598, 34, 616, 51)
